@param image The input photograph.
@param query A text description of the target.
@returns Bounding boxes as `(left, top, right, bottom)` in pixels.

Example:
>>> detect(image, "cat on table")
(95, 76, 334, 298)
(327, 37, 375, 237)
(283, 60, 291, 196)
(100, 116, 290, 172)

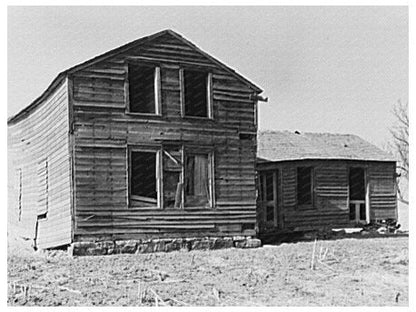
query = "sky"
(7, 6, 408, 147)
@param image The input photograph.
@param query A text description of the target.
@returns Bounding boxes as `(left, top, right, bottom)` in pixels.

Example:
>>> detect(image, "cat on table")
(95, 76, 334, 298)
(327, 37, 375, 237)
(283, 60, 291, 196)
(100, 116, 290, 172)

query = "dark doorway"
(349, 167, 366, 222)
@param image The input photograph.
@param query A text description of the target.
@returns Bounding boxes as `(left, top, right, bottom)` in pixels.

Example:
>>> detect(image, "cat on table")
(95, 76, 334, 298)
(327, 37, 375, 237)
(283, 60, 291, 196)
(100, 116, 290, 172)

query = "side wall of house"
(257, 160, 397, 233)
(368, 162, 397, 220)
(70, 33, 258, 241)
(8, 80, 72, 248)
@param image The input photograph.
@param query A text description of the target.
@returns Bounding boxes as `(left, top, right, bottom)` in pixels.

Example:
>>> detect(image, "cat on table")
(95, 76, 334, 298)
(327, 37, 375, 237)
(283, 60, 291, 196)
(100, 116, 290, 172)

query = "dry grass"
(7, 236, 408, 306)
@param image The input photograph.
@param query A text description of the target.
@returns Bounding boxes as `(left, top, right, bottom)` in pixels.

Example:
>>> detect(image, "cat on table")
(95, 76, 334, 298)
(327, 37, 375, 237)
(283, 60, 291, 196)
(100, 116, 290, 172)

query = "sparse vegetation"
(8, 236, 408, 306)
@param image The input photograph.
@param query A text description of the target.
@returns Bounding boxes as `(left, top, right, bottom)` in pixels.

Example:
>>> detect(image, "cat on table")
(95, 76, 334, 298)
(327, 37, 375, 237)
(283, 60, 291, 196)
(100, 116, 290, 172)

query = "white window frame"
(128, 146, 162, 209)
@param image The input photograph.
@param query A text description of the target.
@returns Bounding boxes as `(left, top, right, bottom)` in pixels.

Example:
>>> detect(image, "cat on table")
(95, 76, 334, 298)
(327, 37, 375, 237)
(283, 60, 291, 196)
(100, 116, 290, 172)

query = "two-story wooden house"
(8, 29, 264, 253)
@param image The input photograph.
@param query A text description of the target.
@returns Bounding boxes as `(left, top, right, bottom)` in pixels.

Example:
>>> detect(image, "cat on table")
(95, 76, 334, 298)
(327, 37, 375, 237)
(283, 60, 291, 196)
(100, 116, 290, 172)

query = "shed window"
(297, 167, 313, 206)
(185, 153, 212, 207)
(182, 69, 212, 118)
(128, 64, 161, 114)
(130, 151, 158, 206)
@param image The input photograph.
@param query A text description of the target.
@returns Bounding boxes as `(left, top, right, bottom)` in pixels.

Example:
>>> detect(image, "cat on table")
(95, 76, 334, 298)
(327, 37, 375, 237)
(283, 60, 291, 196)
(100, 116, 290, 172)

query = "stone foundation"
(68, 236, 262, 256)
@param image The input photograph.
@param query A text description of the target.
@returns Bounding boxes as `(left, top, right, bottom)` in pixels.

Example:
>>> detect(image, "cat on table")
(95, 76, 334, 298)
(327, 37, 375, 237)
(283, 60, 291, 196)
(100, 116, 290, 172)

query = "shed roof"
(257, 131, 396, 163)
(8, 29, 262, 125)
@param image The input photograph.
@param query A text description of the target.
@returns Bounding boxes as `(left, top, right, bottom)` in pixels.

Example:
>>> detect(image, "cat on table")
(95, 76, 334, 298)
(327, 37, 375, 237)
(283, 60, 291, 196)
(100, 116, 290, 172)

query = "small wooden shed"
(256, 131, 397, 234)
(8, 29, 263, 250)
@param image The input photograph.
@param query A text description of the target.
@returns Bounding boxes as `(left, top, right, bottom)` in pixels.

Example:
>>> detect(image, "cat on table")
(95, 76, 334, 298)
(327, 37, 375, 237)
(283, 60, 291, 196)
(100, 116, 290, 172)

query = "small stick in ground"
(149, 288, 166, 306)
(168, 297, 189, 306)
(310, 238, 317, 270)
(212, 286, 220, 302)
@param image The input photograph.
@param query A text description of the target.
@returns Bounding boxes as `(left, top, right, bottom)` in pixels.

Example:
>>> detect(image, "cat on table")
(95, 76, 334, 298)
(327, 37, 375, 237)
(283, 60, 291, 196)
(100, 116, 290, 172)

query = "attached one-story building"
(8, 29, 265, 252)
(256, 131, 397, 235)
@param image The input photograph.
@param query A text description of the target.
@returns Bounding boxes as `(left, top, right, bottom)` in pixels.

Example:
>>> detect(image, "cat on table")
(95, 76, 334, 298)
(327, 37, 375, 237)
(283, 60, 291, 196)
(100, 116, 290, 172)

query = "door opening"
(349, 167, 367, 224)
(259, 170, 279, 229)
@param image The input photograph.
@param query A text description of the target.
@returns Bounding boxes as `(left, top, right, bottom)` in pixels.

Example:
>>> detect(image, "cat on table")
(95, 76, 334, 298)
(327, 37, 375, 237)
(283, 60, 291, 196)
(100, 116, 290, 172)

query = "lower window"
(130, 151, 158, 207)
(297, 166, 313, 206)
(185, 153, 211, 207)
(129, 147, 214, 209)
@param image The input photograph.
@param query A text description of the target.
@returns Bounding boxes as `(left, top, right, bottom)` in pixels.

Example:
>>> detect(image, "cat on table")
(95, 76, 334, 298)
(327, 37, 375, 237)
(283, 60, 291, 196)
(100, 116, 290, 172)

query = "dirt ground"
(7, 235, 408, 306)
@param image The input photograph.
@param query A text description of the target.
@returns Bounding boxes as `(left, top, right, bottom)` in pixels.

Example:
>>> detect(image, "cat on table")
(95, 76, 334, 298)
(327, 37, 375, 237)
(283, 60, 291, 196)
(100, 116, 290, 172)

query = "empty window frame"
(127, 63, 161, 114)
(129, 150, 159, 207)
(297, 166, 314, 206)
(184, 152, 213, 208)
(181, 69, 213, 118)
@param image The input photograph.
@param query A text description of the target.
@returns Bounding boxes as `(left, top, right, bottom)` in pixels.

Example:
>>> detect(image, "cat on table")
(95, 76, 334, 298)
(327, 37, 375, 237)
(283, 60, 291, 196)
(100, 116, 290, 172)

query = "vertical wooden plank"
(180, 145, 185, 209)
(67, 76, 75, 243)
(210, 150, 216, 208)
(179, 68, 185, 118)
(273, 170, 278, 227)
(124, 62, 130, 113)
(154, 66, 162, 115)
(207, 72, 213, 119)
(156, 149, 163, 209)
(365, 169, 370, 223)
(278, 168, 284, 229)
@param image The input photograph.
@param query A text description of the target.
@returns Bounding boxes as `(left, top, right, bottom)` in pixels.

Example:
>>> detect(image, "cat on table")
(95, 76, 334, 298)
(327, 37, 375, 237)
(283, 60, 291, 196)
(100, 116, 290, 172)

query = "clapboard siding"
(71, 33, 258, 240)
(8, 80, 72, 248)
(368, 163, 397, 220)
(257, 159, 397, 233)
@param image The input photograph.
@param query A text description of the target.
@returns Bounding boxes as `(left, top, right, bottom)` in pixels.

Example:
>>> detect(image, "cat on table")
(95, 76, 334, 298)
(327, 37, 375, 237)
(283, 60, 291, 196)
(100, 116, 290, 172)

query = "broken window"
(129, 147, 214, 209)
(130, 151, 158, 207)
(185, 153, 211, 207)
(128, 64, 161, 114)
(182, 69, 212, 118)
(297, 166, 313, 206)
(163, 148, 183, 209)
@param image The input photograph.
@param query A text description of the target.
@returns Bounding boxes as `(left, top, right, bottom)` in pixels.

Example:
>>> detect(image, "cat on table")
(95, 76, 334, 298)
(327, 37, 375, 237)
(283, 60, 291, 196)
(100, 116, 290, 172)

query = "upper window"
(297, 166, 313, 206)
(127, 64, 161, 114)
(182, 69, 212, 118)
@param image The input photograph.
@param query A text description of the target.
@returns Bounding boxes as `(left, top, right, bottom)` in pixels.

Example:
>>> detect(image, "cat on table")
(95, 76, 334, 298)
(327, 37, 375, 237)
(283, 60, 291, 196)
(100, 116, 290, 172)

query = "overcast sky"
(7, 6, 408, 147)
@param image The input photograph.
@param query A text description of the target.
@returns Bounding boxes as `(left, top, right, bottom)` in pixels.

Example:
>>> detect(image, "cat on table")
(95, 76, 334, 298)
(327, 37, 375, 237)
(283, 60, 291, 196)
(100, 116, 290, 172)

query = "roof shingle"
(257, 131, 396, 163)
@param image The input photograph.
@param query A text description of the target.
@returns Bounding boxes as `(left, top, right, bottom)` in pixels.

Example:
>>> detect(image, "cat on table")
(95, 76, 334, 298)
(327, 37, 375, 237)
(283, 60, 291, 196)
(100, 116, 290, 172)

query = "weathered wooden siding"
(257, 160, 397, 233)
(8, 80, 72, 248)
(70, 33, 258, 241)
(368, 162, 397, 220)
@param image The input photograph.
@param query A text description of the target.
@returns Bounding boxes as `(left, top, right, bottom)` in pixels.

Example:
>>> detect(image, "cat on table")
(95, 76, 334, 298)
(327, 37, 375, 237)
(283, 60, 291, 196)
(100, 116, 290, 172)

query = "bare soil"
(7, 236, 408, 306)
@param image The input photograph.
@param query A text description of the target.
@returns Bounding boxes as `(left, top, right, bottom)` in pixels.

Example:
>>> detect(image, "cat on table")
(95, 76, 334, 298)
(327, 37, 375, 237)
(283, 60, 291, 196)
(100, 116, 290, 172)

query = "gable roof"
(8, 29, 262, 125)
(257, 131, 396, 163)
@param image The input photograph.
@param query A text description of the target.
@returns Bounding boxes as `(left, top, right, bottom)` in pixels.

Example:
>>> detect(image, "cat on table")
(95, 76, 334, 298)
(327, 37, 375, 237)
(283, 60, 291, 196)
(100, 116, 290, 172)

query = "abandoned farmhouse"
(8, 29, 398, 253)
